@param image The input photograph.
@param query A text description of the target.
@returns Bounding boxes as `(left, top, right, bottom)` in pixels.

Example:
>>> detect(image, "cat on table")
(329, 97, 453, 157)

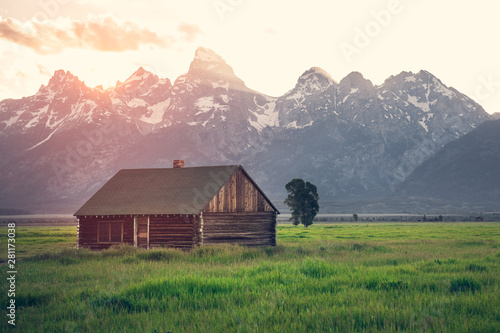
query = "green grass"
(1, 223, 499, 332)
(0, 227, 77, 261)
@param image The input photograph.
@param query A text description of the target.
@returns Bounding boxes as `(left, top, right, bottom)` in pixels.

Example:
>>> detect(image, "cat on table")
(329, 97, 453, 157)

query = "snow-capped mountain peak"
(110, 67, 171, 115)
(287, 67, 337, 97)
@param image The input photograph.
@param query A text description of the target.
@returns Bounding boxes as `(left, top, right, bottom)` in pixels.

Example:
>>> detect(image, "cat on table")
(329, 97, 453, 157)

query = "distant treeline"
(278, 213, 500, 223)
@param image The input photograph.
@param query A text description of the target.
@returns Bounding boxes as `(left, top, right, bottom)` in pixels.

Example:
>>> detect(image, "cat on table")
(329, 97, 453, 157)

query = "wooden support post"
(76, 218, 80, 250)
(147, 216, 150, 249)
(133, 216, 138, 248)
(200, 212, 204, 245)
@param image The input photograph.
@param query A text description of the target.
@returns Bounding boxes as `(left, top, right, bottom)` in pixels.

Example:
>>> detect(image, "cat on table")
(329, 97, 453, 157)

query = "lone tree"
(284, 179, 319, 227)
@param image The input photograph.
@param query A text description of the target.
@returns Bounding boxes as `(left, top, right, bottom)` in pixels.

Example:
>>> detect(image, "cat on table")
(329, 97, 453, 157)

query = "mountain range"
(0, 47, 495, 214)
(398, 119, 500, 206)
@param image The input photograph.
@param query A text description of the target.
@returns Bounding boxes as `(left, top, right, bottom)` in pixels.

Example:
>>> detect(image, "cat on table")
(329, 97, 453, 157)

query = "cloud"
(0, 18, 43, 51)
(177, 22, 203, 43)
(0, 16, 171, 54)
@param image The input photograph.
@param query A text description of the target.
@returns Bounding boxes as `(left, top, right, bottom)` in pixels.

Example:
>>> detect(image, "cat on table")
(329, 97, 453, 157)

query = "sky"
(0, 0, 499, 114)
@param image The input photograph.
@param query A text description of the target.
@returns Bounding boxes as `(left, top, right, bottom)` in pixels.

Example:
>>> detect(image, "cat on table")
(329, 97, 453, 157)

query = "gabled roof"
(74, 165, 277, 216)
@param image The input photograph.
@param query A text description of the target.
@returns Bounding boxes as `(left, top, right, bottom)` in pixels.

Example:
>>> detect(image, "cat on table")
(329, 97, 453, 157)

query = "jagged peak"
(416, 70, 451, 89)
(123, 67, 156, 85)
(54, 69, 69, 77)
(381, 71, 418, 86)
(47, 70, 81, 87)
(380, 70, 438, 88)
(404, 70, 441, 82)
(188, 46, 234, 75)
(303, 67, 335, 81)
(193, 47, 226, 64)
(296, 67, 337, 85)
(343, 71, 366, 81)
(184, 47, 246, 89)
(135, 66, 146, 76)
(286, 67, 337, 96)
(417, 69, 433, 77)
(339, 71, 374, 90)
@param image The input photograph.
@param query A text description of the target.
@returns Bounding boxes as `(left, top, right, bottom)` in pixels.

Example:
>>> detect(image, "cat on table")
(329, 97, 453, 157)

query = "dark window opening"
(98, 221, 123, 243)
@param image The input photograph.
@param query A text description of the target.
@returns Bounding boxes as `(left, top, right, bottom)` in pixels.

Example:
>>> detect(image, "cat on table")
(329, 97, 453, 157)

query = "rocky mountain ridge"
(0, 47, 493, 213)
(398, 119, 500, 205)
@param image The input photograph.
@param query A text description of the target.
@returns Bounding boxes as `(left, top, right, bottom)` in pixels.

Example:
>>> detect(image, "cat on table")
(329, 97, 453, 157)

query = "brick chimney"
(173, 160, 185, 168)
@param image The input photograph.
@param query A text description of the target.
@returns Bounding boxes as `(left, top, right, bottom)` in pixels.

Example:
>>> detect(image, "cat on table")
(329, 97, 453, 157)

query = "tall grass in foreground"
(1, 223, 499, 332)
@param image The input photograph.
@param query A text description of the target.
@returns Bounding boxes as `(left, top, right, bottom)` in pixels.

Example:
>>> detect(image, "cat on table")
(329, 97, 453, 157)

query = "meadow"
(1, 222, 499, 332)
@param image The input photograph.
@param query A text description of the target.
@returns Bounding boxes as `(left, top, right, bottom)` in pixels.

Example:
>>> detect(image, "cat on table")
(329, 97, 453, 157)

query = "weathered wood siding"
(202, 212, 277, 246)
(149, 215, 200, 249)
(77, 216, 134, 250)
(204, 168, 274, 213)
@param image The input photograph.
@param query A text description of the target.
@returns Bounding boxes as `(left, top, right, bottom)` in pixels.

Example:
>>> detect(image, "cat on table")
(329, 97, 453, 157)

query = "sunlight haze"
(0, 0, 498, 113)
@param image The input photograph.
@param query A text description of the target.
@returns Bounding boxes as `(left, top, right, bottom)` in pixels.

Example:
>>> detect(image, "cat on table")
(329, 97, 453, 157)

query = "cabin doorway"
(136, 217, 149, 249)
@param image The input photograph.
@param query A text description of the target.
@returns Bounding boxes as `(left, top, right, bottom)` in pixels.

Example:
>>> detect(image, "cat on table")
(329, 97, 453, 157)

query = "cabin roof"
(74, 165, 278, 216)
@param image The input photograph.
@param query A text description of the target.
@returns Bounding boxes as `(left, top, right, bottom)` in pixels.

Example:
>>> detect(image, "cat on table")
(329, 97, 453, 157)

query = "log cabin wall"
(202, 212, 277, 246)
(149, 215, 199, 249)
(77, 216, 134, 250)
(201, 168, 277, 246)
(204, 168, 274, 213)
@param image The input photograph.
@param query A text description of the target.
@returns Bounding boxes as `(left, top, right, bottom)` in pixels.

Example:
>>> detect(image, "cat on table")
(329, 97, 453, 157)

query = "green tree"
(284, 179, 319, 227)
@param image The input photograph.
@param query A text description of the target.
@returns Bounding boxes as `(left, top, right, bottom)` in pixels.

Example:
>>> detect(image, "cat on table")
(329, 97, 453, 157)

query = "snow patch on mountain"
(408, 95, 430, 112)
(285, 120, 314, 129)
(419, 119, 429, 132)
(127, 98, 148, 108)
(26, 127, 59, 150)
(46, 112, 66, 129)
(110, 97, 123, 105)
(212, 81, 229, 90)
(405, 75, 416, 82)
(432, 77, 455, 98)
(248, 101, 279, 131)
(24, 105, 49, 128)
(141, 99, 170, 124)
(195, 96, 215, 113)
(3, 111, 22, 128)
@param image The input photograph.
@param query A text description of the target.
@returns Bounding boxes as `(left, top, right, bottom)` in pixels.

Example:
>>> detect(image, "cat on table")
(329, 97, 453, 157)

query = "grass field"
(1, 223, 500, 332)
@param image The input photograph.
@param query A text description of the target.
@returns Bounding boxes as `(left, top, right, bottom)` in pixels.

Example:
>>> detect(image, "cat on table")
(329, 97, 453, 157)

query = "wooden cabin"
(74, 161, 279, 250)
